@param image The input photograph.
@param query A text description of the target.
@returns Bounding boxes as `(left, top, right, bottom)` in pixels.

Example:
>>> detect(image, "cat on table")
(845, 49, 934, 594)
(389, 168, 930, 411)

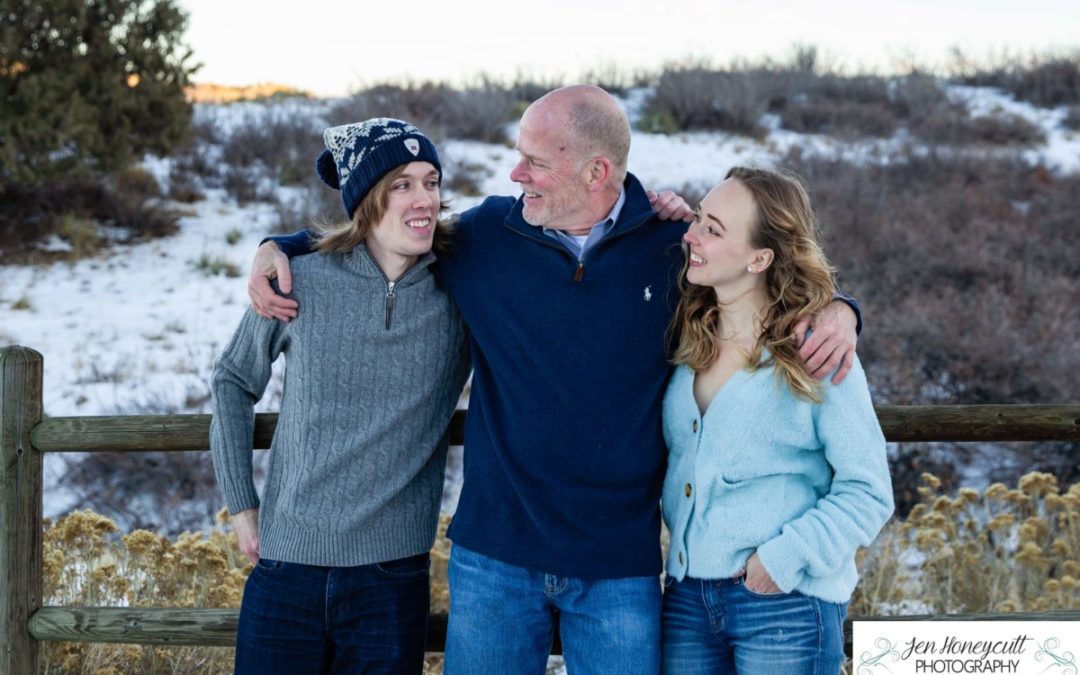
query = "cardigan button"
(692, 420, 698, 433)
(684, 483, 692, 498)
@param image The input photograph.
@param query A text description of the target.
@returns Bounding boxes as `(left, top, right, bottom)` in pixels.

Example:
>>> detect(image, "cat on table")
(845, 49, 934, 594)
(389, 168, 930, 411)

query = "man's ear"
(585, 157, 613, 191)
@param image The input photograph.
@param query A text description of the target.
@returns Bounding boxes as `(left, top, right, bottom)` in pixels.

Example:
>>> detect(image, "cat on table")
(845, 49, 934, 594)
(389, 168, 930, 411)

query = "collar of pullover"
(341, 242, 437, 286)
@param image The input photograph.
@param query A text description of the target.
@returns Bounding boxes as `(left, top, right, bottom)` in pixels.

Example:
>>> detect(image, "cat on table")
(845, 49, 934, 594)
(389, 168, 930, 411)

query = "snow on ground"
(2, 84, 1077, 519)
(4, 191, 280, 419)
(949, 84, 1080, 172)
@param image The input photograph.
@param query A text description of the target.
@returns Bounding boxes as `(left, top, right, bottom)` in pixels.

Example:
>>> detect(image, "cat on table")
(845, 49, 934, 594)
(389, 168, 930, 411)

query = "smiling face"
(683, 178, 773, 295)
(509, 104, 591, 230)
(364, 161, 441, 277)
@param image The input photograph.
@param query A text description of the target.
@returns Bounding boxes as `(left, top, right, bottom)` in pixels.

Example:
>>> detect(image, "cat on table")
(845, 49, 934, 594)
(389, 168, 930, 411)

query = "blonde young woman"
(661, 167, 894, 674)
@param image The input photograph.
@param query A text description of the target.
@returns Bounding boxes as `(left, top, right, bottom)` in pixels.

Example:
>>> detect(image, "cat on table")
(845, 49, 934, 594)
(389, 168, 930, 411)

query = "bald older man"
(249, 85, 860, 674)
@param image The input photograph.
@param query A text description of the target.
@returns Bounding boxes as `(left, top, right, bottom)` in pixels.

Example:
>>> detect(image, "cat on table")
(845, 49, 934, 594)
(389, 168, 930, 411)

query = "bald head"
(526, 85, 631, 184)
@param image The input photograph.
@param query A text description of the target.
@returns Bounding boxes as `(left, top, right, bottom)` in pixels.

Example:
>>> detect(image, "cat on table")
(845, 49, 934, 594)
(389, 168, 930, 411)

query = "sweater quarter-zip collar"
(344, 243, 437, 329)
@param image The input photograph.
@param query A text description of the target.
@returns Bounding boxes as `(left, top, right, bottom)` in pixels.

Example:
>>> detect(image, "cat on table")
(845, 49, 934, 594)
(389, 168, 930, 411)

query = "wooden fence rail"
(3, 345, 1079, 673)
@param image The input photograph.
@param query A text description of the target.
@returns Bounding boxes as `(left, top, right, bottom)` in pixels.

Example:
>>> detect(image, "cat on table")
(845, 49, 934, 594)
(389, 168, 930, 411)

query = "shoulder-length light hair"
(313, 166, 453, 254)
(670, 166, 837, 402)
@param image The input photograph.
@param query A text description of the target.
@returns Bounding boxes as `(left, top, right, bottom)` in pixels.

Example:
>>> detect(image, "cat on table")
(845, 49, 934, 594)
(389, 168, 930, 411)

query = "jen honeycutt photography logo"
(854, 621, 1078, 674)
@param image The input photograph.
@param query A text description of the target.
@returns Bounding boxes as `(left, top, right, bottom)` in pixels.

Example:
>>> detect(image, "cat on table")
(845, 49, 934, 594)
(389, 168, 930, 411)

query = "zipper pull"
(573, 262, 584, 282)
(384, 281, 396, 329)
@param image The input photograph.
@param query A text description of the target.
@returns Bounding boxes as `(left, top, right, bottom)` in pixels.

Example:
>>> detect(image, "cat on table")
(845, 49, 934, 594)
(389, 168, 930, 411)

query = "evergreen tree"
(0, 0, 198, 188)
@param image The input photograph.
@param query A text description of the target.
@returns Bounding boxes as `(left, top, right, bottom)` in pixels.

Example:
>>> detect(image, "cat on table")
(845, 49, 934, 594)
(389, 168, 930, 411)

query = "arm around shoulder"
(248, 232, 316, 320)
(261, 229, 317, 258)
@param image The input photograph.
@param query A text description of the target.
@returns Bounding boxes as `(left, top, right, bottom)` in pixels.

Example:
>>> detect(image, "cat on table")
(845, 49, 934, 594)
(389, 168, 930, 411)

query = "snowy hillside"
(2, 84, 1078, 519)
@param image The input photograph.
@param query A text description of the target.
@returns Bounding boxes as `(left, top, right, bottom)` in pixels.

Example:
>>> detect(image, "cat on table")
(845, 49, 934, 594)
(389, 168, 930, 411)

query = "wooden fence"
(3, 345, 1080, 673)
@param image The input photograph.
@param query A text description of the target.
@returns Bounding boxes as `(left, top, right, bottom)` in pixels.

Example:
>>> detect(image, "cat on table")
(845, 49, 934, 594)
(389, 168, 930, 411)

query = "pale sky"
(177, 0, 1080, 97)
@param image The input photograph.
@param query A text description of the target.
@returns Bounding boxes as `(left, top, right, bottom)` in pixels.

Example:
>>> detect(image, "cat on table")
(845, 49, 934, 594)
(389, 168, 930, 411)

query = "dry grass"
(41, 509, 245, 674)
(39, 510, 453, 674)
(40, 470, 1080, 673)
(852, 471, 1080, 617)
(0, 169, 180, 263)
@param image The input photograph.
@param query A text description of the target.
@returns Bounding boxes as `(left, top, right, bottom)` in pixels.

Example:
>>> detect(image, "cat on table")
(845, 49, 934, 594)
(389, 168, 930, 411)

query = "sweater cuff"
(833, 290, 862, 335)
(223, 484, 260, 516)
(755, 534, 806, 594)
(261, 229, 315, 259)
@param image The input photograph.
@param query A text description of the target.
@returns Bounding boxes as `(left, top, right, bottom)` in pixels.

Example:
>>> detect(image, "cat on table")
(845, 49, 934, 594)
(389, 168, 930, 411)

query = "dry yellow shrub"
(40, 509, 245, 673)
(852, 471, 1080, 617)
(42, 469, 1080, 673)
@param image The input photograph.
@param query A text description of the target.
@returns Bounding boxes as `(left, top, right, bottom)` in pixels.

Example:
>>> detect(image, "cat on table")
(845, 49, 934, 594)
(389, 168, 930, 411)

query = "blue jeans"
(234, 553, 430, 675)
(444, 544, 661, 675)
(661, 576, 847, 675)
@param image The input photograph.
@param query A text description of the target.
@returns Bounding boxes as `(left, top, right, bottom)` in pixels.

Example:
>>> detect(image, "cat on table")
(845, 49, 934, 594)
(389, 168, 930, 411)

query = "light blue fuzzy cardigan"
(662, 355, 894, 603)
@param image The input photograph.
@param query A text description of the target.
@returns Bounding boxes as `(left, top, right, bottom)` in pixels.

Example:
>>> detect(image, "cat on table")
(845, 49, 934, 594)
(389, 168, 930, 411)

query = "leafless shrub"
(222, 166, 278, 206)
(647, 59, 1046, 147)
(1063, 105, 1080, 130)
(59, 451, 223, 534)
(579, 63, 651, 96)
(57, 388, 237, 534)
(73, 359, 131, 385)
(106, 167, 180, 239)
(330, 80, 515, 144)
(911, 109, 1045, 146)
(786, 148, 1079, 403)
(220, 108, 323, 187)
(780, 147, 1079, 502)
(950, 51, 1080, 107)
(780, 99, 896, 139)
(191, 110, 225, 145)
(642, 64, 776, 137)
(442, 156, 491, 197)
(439, 84, 516, 143)
(504, 71, 561, 108)
(158, 114, 226, 203)
(672, 181, 711, 210)
(0, 166, 181, 260)
(889, 72, 951, 116)
(779, 72, 948, 140)
(1003, 57, 1080, 106)
(271, 183, 343, 234)
(167, 160, 204, 202)
(644, 61, 953, 142)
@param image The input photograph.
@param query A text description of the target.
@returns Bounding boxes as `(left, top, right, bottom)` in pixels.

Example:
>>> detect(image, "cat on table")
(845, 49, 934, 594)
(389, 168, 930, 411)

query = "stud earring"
(746, 265, 753, 273)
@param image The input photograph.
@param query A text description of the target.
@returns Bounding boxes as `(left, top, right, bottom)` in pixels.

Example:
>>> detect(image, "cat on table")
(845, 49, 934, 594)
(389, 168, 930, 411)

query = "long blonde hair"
(670, 166, 837, 402)
(314, 166, 453, 254)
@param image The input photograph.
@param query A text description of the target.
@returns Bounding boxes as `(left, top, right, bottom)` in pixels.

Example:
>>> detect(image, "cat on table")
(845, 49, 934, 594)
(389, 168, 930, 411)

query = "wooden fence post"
(1, 346, 44, 675)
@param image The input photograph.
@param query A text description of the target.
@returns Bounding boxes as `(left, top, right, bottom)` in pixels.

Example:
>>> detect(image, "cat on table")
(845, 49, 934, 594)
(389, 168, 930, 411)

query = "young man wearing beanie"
(250, 86, 860, 673)
(211, 118, 470, 675)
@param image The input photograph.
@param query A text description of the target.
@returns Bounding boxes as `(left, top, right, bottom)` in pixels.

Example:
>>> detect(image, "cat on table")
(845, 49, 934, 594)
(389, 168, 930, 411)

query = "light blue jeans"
(661, 575, 847, 675)
(444, 544, 661, 675)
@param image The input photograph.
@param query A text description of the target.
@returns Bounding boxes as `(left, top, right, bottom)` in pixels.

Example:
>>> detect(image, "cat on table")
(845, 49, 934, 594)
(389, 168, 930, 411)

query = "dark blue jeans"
(234, 553, 430, 675)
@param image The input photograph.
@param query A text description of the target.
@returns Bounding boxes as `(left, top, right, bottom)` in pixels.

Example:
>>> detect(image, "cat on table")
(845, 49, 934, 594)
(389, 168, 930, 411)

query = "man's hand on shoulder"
(793, 300, 858, 384)
(647, 189, 695, 222)
(248, 241, 299, 321)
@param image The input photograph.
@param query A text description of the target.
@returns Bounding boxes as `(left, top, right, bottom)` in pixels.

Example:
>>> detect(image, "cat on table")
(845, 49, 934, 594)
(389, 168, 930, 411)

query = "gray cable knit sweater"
(210, 244, 470, 567)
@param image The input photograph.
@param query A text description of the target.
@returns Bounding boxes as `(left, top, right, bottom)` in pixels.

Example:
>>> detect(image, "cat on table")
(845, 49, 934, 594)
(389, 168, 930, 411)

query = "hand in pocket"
(744, 552, 781, 594)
